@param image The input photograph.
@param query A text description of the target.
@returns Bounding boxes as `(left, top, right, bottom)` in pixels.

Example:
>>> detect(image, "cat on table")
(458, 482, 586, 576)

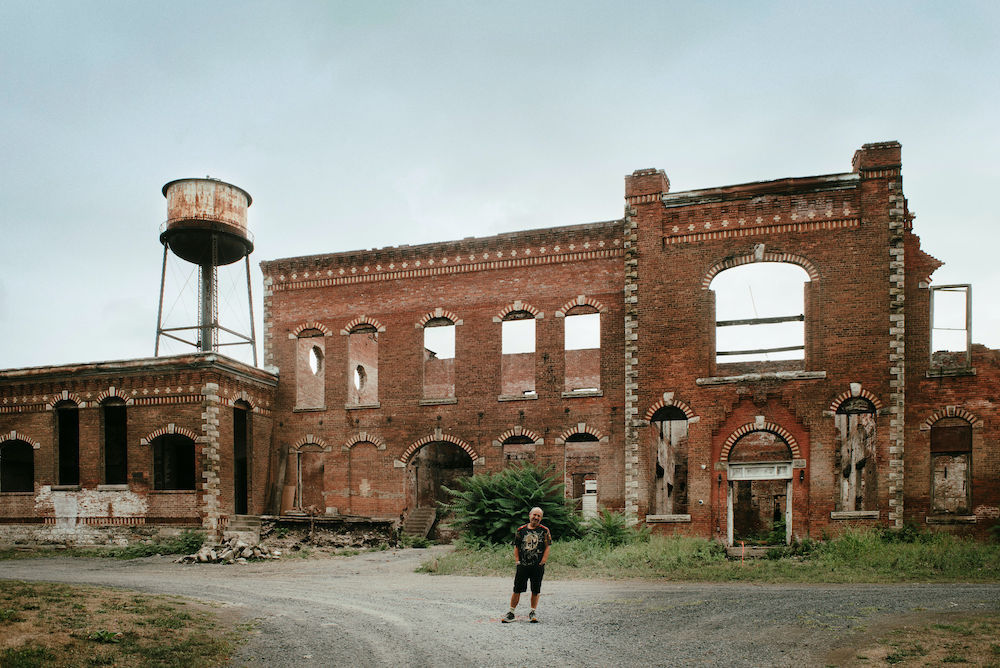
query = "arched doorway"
(407, 442, 473, 509)
(726, 430, 793, 546)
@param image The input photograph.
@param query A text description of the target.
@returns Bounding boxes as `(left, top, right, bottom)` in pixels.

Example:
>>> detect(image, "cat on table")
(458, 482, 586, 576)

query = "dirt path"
(2, 547, 998, 667)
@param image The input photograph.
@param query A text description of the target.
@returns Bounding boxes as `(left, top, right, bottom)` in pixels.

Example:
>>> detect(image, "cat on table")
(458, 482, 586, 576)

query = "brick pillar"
(262, 275, 275, 368)
(201, 381, 223, 539)
(855, 141, 906, 528)
(623, 207, 641, 523)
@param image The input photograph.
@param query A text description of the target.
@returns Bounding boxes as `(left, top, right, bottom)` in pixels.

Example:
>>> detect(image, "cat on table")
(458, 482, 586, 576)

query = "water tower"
(155, 178, 257, 365)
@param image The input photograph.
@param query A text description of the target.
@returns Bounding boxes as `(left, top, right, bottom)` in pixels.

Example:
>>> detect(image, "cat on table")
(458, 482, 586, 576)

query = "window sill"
(696, 370, 826, 386)
(293, 406, 327, 413)
(51, 485, 81, 492)
(561, 389, 603, 398)
(150, 489, 197, 494)
(926, 367, 976, 378)
(96, 484, 129, 491)
(419, 397, 457, 406)
(0, 491, 33, 496)
(925, 514, 976, 524)
(498, 394, 538, 402)
(830, 510, 880, 520)
(645, 514, 691, 523)
(346, 402, 381, 410)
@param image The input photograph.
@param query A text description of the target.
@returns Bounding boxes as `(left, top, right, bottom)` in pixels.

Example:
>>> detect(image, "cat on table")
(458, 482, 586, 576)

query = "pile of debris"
(175, 537, 281, 564)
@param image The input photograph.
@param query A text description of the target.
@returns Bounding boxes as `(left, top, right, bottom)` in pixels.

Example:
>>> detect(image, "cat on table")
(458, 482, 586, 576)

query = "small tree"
(442, 463, 580, 544)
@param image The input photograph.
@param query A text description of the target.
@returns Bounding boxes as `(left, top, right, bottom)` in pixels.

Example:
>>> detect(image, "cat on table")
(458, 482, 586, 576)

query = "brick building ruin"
(2, 141, 998, 546)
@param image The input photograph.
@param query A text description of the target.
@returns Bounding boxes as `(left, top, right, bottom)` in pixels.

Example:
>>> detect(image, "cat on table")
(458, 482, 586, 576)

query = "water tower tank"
(160, 178, 253, 266)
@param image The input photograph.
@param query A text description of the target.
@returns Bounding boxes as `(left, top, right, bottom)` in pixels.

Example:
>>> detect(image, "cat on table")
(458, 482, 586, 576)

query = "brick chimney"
(852, 141, 902, 173)
(625, 168, 670, 199)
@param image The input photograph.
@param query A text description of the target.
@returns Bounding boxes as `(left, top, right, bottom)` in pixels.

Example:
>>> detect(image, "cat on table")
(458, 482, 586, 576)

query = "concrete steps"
(401, 508, 436, 539)
(225, 514, 262, 543)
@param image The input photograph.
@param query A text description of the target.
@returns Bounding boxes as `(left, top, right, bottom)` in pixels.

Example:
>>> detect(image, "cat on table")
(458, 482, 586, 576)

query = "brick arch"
(920, 406, 984, 431)
(291, 321, 332, 337)
(555, 423, 605, 444)
(95, 386, 134, 405)
(494, 300, 542, 321)
(399, 432, 478, 464)
(644, 396, 696, 421)
(702, 251, 819, 290)
(46, 390, 86, 410)
(224, 391, 258, 411)
(720, 422, 801, 461)
(139, 424, 203, 445)
(828, 387, 884, 413)
(415, 307, 463, 328)
(555, 295, 607, 317)
(494, 426, 543, 445)
(340, 315, 386, 335)
(0, 430, 40, 450)
(291, 434, 330, 451)
(343, 431, 386, 451)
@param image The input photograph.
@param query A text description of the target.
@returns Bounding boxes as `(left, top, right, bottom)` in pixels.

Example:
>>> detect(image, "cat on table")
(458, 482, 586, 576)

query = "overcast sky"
(1, 1, 997, 370)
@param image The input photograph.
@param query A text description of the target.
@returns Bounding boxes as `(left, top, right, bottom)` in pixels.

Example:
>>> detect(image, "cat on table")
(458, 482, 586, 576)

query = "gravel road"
(2, 546, 997, 667)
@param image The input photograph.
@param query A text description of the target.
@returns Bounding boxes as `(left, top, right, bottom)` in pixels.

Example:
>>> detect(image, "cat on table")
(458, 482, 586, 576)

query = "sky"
(1, 1, 997, 370)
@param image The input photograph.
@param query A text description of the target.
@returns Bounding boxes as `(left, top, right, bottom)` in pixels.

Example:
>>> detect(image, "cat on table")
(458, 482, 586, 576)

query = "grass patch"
(0, 580, 243, 667)
(850, 613, 1000, 666)
(0, 530, 205, 561)
(420, 529, 1000, 583)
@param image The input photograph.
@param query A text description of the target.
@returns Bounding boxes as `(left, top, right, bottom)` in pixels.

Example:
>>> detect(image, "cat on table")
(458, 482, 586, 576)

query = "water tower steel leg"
(245, 254, 258, 366)
(155, 243, 168, 357)
(199, 262, 215, 353)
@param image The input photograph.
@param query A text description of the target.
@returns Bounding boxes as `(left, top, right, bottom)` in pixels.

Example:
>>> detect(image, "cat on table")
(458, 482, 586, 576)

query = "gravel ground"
(1, 546, 998, 667)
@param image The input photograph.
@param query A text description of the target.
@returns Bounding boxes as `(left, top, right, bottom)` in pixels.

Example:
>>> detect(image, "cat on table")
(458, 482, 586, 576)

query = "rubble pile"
(175, 537, 281, 564)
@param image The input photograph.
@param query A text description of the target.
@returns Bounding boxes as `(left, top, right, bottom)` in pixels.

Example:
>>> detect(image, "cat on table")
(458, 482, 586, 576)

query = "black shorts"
(513, 563, 545, 594)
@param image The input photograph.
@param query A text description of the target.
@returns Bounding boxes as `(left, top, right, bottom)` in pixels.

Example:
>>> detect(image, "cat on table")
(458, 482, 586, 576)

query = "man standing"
(501, 506, 551, 623)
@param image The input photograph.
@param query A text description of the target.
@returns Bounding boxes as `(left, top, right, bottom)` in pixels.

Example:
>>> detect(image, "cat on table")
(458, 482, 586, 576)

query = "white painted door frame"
(726, 461, 793, 547)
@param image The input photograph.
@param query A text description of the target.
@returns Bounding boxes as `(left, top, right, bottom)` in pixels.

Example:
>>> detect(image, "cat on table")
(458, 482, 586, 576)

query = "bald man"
(501, 506, 551, 623)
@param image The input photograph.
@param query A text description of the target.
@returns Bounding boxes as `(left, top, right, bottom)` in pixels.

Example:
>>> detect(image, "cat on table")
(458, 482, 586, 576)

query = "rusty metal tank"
(160, 178, 253, 266)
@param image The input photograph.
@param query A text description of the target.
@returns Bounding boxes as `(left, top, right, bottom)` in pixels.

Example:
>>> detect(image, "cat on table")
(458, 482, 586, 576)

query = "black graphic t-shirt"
(514, 523, 552, 566)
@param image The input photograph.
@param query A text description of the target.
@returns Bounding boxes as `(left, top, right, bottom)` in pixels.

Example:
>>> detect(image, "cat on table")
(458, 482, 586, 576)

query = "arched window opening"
(102, 398, 128, 485)
(564, 306, 600, 393)
(55, 400, 80, 486)
(423, 318, 455, 399)
(930, 417, 972, 515)
(409, 441, 472, 509)
(152, 434, 196, 490)
(295, 328, 326, 410)
(835, 398, 877, 512)
(501, 311, 536, 397)
(0, 440, 34, 492)
(233, 400, 251, 514)
(711, 263, 810, 366)
(564, 433, 599, 509)
(348, 324, 378, 406)
(502, 435, 536, 464)
(650, 406, 688, 515)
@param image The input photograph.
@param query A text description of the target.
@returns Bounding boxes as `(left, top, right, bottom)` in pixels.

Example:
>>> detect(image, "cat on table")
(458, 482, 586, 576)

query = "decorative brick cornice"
(340, 316, 386, 335)
(493, 426, 543, 446)
(268, 247, 624, 293)
(415, 307, 463, 328)
(919, 406, 984, 431)
(343, 432, 386, 451)
(494, 300, 542, 322)
(721, 422, 801, 461)
(399, 429, 478, 464)
(702, 249, 819, 289)
(140, 424, 204, 445)
(554, 295, 608, 317)
(670, 218, 859, 246)
(290, 321, 332, 338)
(0, 430, 40, 449)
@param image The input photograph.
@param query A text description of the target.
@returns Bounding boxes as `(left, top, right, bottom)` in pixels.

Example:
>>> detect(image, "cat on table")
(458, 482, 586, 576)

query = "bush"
(442, 463, 581, 544)
(584, 508, 650, 547)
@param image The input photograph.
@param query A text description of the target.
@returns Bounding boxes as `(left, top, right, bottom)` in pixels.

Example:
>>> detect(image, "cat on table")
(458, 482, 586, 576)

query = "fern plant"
(442, 463, 580, 544)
